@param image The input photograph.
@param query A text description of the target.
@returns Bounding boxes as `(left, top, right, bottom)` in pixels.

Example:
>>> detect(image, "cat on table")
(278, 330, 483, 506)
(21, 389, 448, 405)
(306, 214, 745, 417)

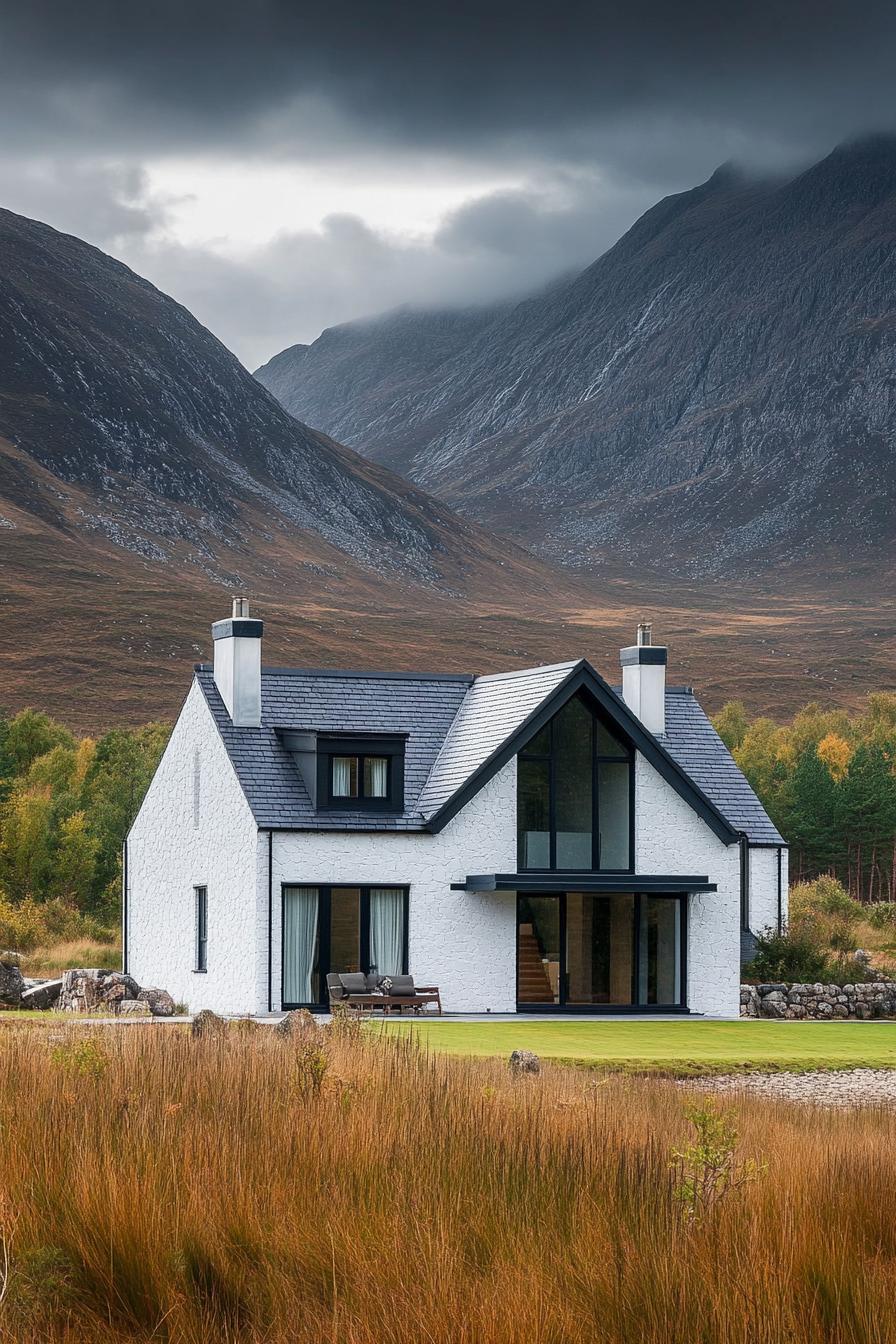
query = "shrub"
(867, 902, 896, 931)
(671, 1098, 765, 1223)
(0, 894, 115, 954)
(790, 875, 862, 927)
(742, 926, 832, 983)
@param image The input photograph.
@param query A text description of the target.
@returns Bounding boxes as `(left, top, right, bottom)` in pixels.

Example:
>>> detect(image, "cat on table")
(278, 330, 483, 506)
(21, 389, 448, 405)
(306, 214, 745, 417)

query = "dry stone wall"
(741, 982, 896, 1020)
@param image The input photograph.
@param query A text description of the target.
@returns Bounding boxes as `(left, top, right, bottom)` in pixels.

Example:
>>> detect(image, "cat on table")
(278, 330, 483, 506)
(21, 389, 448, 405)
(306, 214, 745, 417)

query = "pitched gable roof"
(195, 658, 784, 846)
(421, 659, 740, 844)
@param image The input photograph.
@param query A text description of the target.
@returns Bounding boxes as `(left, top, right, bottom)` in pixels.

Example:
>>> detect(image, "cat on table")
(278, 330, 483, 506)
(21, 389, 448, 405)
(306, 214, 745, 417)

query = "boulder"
(58, 969, 141, 1013)
(0, 953, 25, 1007)
(509, 1049, 540, 1075)
(191, 1008, 227, 1039)
(138, 988, 176, 1017)
(275, 1008, 320, 1040)
(20, 978, 62, 1010)
(118, 999, 151, 1016)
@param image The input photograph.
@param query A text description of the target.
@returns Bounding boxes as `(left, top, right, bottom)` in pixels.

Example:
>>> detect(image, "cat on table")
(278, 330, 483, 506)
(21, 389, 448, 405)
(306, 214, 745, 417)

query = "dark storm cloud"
(1, 1, 894, 364)
(2, 0, 896, 167)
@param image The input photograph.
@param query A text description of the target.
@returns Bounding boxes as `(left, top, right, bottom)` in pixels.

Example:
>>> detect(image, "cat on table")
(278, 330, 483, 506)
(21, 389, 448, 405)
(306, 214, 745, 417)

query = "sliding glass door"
(516, 892, 685, 1011)
(282, 885, 408, 1008)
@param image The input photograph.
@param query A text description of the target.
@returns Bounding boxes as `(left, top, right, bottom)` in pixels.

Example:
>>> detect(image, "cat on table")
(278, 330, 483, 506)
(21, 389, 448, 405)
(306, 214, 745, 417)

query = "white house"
(125, 602, 787, 1017)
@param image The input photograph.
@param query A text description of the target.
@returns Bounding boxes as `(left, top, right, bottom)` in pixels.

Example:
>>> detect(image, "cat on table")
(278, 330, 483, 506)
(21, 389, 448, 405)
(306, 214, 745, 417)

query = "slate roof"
(195, 659, 784, 845)
(195, 666, 471, 830)
(657, 687, 785, 845)
(416, 662, 579, 817)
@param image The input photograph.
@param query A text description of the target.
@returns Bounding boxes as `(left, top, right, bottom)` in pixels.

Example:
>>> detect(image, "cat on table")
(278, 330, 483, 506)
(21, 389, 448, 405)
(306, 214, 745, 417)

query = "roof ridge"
(471, 659, 582, 686)
(196, 664, 474, 683)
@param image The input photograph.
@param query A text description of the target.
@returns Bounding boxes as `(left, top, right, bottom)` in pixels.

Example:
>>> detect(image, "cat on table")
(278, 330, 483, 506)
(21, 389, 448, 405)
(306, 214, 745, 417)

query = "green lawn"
(378, 1018, 896, 1074)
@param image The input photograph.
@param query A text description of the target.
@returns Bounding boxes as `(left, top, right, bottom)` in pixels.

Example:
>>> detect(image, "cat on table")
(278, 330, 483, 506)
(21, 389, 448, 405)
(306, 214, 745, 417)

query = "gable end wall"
(127, 680, 263, 1013)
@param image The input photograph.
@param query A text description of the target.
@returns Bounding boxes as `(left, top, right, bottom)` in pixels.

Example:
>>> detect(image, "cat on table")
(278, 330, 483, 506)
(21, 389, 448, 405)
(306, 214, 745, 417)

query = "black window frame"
(316, 735, 406, 813)
(515, 890, 687, 1013)
(194, 885, 208, 973)
(280, 883, 411, 1009)
(517, 690, 635, 873)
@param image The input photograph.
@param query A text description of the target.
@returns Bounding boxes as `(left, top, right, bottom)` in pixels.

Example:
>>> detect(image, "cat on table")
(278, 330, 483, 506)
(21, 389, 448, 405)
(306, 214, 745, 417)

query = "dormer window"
(318, 735, 406, 812)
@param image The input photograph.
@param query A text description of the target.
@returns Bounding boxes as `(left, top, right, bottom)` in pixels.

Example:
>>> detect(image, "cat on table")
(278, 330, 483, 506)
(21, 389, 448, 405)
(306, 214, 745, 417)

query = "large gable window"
(517, 693, 633, 871)
(317, 736, 405, 812)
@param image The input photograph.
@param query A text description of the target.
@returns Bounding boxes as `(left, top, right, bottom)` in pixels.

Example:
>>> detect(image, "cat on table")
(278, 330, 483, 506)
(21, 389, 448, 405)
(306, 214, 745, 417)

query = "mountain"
(0, 207, 583, 724)
(256, 138, 896, 580)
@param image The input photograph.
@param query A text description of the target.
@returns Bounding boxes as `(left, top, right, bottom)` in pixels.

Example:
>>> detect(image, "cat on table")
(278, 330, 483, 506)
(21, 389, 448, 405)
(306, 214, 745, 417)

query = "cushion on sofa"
(339, 972, 368, 995)
(387, 974, 415, 996)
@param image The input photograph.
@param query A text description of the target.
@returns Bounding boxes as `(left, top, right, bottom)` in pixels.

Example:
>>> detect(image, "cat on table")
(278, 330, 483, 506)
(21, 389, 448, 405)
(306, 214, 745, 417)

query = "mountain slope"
(257, 138, 896, 579)
(0, 207, 589, 724)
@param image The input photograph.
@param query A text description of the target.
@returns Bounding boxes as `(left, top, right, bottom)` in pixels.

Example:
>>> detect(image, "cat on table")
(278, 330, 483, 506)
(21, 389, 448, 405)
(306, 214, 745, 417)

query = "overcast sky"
(1, 1, 895, 367)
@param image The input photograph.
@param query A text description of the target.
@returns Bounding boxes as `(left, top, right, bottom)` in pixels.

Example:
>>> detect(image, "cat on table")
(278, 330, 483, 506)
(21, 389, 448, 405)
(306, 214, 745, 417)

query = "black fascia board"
(452, 873, 717, 893)
(426, 659, 739, 844)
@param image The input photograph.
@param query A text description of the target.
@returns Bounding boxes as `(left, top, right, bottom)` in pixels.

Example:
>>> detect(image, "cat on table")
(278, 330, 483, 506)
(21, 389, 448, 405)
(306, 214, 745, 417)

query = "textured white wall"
(127, 680, 263, 1014)
(748, 846, 789, 936)
(269, 760, 519, 1014)
(635, 755, 741, 1017)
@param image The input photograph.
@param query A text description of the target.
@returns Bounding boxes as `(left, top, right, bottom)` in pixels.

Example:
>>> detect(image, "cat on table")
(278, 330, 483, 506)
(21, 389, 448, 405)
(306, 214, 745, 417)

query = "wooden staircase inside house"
(517, 922, 555, 1003)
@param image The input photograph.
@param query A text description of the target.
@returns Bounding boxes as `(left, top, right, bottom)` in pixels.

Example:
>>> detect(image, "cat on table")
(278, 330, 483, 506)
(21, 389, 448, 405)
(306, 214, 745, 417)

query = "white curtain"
(365, 756, 388, 797)
(332, 757, 354, 797)
(283, 886, 319, 1003)
(369, 888, 404, 977)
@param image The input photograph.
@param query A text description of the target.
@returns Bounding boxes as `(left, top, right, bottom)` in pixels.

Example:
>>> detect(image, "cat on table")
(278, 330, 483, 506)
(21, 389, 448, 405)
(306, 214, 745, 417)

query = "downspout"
(121, 838, 128, 974)
(739, 834, 750, 932)
(267, 830, 273, 1013)
(776, 846, 783, 934)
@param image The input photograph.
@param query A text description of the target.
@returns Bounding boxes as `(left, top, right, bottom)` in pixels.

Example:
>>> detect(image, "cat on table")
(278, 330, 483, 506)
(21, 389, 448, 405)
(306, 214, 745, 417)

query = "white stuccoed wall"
(634, 755, 742, 1017)
(127, 680, 264, 1014)
(748, 846, 789, 935)
(268, 759, 518, 1014)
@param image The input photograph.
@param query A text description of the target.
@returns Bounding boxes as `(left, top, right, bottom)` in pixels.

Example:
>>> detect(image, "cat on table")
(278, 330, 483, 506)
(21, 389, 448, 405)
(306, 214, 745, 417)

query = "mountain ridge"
(256, 137, 896, 580)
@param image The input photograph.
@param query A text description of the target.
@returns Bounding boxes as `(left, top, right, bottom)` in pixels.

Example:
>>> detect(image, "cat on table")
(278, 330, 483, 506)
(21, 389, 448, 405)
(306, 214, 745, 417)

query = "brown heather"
(0, 1024, 895, 1343)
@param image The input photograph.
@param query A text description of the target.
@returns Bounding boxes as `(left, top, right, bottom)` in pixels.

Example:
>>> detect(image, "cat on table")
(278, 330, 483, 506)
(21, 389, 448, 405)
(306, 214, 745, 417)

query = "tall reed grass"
(0, 1020, 894, 1342)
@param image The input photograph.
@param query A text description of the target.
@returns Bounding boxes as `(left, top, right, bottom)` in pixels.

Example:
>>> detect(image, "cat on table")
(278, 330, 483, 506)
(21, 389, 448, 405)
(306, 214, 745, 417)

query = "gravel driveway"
(680, 1069, 896, 1107)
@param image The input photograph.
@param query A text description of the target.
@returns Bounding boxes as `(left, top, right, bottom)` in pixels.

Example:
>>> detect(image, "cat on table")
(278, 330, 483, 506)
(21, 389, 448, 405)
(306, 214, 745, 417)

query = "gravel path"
(680, 1069, 896, 1107)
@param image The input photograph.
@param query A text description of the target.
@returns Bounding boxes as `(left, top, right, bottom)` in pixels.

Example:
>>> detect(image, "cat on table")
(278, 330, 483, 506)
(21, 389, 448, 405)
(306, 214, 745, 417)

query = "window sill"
(192, 969, 207, 974)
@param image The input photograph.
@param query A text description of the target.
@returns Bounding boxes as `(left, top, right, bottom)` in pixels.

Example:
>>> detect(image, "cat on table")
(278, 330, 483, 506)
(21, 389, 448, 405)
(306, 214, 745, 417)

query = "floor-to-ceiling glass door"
(282, 885, 409, 1008)
(515, 892, 685, 1011)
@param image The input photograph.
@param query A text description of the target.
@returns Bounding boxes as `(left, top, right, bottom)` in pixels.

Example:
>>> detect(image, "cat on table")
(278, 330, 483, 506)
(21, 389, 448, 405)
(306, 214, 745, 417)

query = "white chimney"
(620, 622, 667, 736)
(212, 597, 263, 727)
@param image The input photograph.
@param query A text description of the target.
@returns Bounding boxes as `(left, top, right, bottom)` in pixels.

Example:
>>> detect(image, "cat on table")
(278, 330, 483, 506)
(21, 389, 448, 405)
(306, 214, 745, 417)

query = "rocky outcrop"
(0, 952, 24, 1007)
(741, 982, 896, 1020)
(20, 977, 62, 1010)
(57, 969, 141, 1013)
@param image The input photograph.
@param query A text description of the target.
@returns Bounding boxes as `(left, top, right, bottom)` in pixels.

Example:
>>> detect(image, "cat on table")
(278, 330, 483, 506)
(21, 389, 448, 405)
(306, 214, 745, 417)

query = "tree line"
(0, 709, 169, 926)
(0, 692, 893, 929)
(714, 693, 896, 901)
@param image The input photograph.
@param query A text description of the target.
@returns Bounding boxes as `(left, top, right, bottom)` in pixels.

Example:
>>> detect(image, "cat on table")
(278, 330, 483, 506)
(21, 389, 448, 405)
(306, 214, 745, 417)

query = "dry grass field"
(0, 1020, 895, 1343)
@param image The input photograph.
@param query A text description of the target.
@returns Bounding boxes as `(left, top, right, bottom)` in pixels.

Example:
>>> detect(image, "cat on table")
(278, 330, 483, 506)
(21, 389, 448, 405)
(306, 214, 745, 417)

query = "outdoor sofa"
(326, 973, 442, 1015)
